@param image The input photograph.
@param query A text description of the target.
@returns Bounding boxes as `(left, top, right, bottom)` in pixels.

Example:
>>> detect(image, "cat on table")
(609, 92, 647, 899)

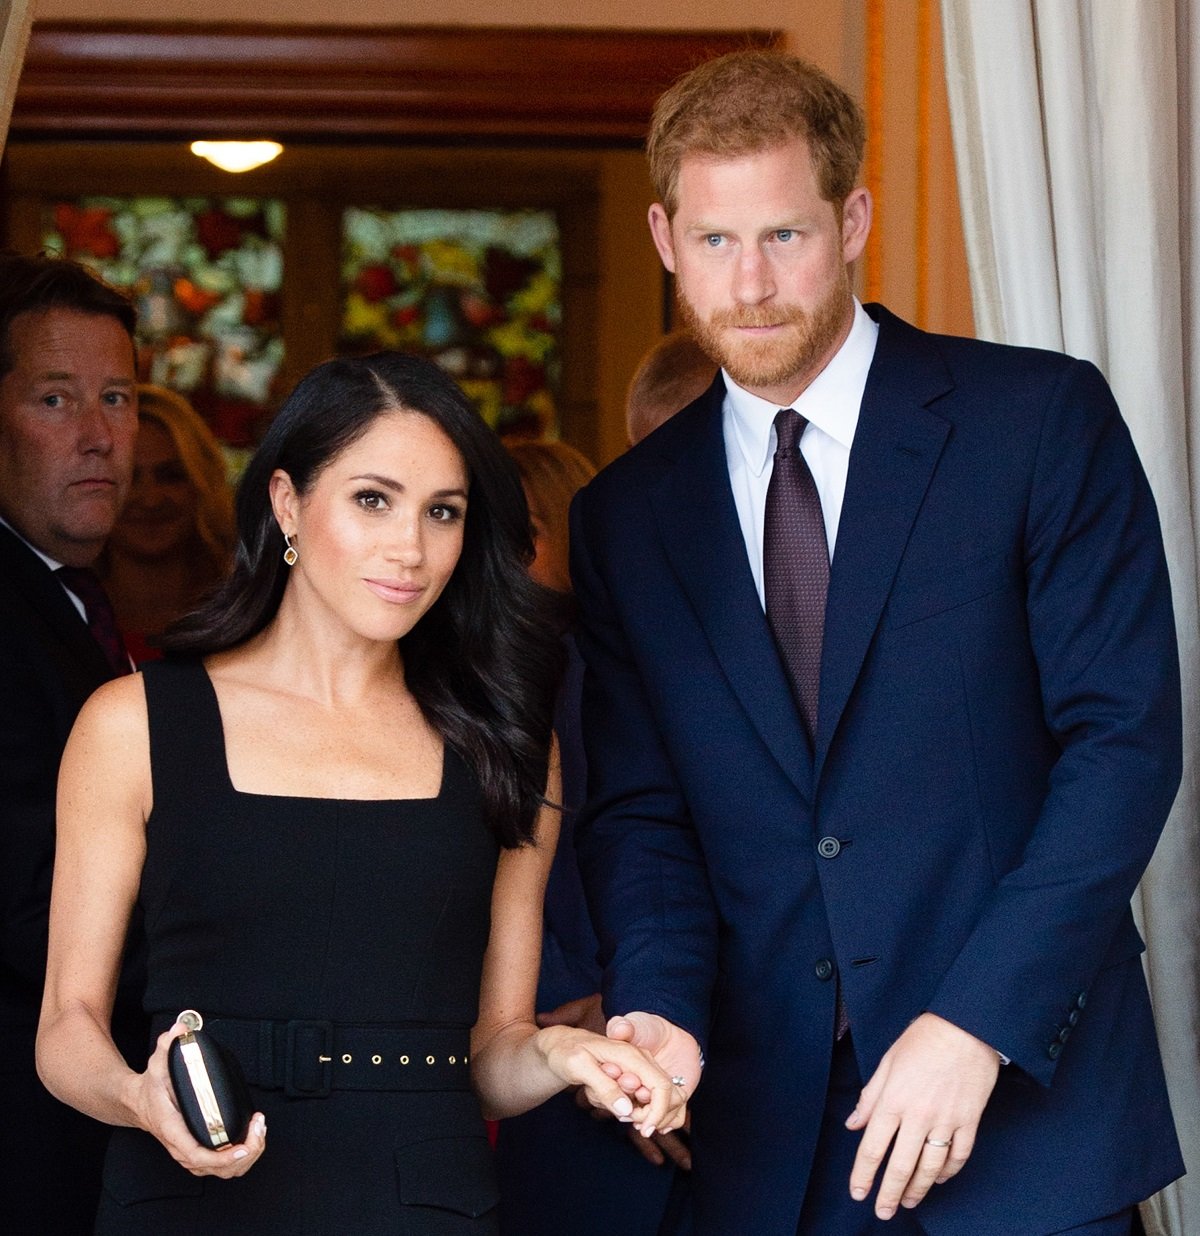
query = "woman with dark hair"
(36, 352, 685, 1234)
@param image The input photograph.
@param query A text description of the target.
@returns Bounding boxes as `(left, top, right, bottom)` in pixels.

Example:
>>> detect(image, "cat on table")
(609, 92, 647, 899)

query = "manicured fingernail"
(613, 1096, 633, 1117)
(641, 1124, 656, 1138)
(902, 1198, 918, 1209)
(253, 1117, 266, 1137)
(851, 1188, 867, 1201)
(617, 1115, 633, 1123)
(233, 1148, 248, 1160)
(878, 1207, 895, 1220)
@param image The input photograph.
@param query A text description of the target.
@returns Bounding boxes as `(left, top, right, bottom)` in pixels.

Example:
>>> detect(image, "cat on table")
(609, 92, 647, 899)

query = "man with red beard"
(570, 51, 1181, 1235)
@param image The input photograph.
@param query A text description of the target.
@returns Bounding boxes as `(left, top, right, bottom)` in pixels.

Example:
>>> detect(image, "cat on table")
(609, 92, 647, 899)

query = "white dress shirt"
(723, 299, 879, 607)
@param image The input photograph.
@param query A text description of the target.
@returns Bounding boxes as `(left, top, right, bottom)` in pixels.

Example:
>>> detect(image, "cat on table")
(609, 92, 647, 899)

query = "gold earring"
(283, 534, 298, 567)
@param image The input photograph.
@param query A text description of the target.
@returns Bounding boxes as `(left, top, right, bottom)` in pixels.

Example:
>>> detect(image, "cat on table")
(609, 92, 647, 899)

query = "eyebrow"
(351, 472, 468, 500)
(37, 371, 136, 386)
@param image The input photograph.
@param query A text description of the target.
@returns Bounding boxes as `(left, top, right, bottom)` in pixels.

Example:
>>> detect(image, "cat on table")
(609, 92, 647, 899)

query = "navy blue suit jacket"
(570, 306, 1183, 1235)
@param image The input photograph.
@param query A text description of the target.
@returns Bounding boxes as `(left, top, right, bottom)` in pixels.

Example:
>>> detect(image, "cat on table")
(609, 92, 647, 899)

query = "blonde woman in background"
(102, 385, 235, 661)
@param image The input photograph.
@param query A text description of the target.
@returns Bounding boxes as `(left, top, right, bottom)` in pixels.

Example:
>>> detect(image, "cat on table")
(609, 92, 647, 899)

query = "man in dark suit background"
(0, 252, 141, 1232)
(571, 52, 1182, 1234)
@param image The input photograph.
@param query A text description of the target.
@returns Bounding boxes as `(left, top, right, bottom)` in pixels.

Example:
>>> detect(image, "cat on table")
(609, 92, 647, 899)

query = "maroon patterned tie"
(56, 565, 132, 677)
(764, 409, 828, 740)
(763, 410, 848, 1039)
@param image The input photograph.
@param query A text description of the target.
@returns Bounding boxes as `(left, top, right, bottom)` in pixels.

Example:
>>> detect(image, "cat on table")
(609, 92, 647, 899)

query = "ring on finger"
(670, 1074, 687, 1097)
(925, 1136, 952, 1148)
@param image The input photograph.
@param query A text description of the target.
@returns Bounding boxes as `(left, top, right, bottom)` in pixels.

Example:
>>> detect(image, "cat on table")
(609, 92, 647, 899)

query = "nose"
(77, 397, 115, 455)
(732, 243, 775, 305)
(387, 514, 425, 567)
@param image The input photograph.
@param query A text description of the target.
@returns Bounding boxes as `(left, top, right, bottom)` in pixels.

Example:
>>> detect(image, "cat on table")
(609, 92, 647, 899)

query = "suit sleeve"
(925, 358, 1182, 1085)
(569, 487, 721, 1050)
(0, 647, 64, 991)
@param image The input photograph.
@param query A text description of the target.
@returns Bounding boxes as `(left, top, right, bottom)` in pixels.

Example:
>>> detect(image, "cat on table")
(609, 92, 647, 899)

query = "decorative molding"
(11, 23, 780, 143)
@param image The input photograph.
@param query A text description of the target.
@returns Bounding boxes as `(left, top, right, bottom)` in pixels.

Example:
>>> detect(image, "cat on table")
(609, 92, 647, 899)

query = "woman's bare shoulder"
(68, 672, 150, 758)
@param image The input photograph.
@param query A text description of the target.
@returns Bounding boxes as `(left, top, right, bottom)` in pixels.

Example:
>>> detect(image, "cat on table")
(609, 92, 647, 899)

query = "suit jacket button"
(814, 958, 834, 981)
(1058, 1026, 1071, 1043)
(1068, 1010, 1080, 1027)
(1048, 1041, 1063, 1060)
(1075, 992, 1088, 1010)
(817, 836, 841, 859)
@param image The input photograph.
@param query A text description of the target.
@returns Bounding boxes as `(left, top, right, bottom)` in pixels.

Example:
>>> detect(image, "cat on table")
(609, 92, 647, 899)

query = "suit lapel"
(649, 382, 814, 799)
(0, 522, 112, 684)
(813, 307, 954, 782)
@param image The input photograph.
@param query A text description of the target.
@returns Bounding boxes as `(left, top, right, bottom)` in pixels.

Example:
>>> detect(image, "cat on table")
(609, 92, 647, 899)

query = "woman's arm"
(469, 748, 687, 1137)
(36, 675, 265, 1178)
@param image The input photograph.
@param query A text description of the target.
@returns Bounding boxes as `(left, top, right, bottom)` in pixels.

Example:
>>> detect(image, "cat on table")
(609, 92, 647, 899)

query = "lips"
(364, 577, 426, 604)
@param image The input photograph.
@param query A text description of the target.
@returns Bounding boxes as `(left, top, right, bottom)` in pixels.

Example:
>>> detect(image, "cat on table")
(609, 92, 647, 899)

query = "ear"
(268, 469, 299, 538)
(648, 203, 678, 273)
(840, 187, 872, 264)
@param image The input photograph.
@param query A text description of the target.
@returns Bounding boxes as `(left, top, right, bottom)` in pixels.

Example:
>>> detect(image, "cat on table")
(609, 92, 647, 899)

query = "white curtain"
(941, 3, 1200, 1234)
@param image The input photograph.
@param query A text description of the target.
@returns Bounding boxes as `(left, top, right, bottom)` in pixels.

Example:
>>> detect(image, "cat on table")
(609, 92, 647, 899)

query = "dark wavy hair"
(165, 352, 562, 847)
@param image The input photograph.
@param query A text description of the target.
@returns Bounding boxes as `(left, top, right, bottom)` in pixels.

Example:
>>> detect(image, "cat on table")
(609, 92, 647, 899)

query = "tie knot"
(773, 408, 807, 455)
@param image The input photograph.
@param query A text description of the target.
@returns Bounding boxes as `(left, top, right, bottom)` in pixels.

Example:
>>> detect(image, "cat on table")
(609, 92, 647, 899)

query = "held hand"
(128, 1022, 267, 1179)
(846, 1013, 999, 1219)
(606, 1011, 703, 1107)
(537, 1023, 688, 1137)
(572, 1072, 694, 1170)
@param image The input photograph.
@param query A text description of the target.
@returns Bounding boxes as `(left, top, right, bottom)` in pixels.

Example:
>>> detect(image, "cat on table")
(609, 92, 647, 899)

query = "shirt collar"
(724, 298, 879, 477)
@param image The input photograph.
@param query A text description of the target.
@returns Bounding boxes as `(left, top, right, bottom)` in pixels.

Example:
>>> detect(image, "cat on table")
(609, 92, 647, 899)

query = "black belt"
(151, 1015, 472, 1098)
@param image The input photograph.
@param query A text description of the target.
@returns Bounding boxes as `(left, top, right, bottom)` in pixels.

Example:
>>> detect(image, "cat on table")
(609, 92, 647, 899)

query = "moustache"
(706, 305, 809, 329)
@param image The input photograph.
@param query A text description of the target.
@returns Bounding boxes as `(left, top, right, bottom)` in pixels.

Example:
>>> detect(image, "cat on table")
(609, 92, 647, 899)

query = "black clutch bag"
(167, 1010, 253, 1149)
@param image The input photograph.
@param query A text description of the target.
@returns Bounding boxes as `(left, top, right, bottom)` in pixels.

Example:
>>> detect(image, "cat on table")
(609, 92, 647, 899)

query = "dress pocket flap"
(394, 1134, 499, 1218)
(102, 1128, 205, 1205)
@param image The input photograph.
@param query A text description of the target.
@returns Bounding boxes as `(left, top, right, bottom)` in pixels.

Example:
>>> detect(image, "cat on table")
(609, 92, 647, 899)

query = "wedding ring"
(925, 1137, 951, 1148)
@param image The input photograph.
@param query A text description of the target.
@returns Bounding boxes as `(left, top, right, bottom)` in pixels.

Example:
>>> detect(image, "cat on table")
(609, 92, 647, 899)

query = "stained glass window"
(340, 208, 560, 436)
(43, 196, 286, 451)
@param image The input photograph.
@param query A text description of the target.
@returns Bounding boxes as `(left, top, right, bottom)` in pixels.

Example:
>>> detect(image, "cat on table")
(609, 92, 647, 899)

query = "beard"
(676, 273, 853, 396)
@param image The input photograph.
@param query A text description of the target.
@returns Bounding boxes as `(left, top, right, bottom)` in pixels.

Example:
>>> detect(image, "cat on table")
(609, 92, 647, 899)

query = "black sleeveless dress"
(96, 659, 502, 1235)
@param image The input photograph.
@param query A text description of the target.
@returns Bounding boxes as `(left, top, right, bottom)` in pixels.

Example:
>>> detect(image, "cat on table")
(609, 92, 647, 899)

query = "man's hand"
(846, 1012, 1000, 1220)
(606, 1011, 703, 1108)
(628, 1113, 692, 1170)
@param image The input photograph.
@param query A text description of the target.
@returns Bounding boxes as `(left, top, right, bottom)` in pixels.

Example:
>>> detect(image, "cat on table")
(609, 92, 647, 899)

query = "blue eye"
(704, 234, 724, 247)
(775, 229, 796, 242)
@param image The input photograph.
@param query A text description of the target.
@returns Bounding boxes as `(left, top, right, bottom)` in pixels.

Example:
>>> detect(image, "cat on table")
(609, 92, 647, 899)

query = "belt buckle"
(284, 1019, 333, 1098)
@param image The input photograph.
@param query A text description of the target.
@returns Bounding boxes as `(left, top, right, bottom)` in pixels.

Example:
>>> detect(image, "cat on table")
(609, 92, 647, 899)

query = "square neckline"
(197, 659, 449, 804)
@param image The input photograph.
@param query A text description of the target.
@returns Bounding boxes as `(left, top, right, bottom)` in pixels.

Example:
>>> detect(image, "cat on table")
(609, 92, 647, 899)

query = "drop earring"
(283, 534, 298, 567)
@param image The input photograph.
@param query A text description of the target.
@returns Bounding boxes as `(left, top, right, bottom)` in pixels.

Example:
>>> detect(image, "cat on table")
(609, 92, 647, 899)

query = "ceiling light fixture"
(190, 140, 283, 173)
